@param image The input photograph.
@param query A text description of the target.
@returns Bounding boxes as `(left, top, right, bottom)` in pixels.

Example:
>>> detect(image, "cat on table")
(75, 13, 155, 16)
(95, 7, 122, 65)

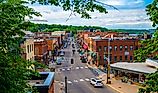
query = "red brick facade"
(92, 39, 139, 66)
(77, 31, 140, 66)
(34, 39, 48, 65)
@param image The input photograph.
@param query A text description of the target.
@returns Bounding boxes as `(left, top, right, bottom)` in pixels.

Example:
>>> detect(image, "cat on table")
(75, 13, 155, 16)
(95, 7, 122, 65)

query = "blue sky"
(27, 0, 155, 29)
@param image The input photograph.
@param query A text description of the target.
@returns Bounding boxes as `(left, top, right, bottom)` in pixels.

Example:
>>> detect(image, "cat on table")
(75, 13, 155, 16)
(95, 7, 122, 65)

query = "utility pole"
(107, 38, 111, 84)
(65, 76, 67, 93)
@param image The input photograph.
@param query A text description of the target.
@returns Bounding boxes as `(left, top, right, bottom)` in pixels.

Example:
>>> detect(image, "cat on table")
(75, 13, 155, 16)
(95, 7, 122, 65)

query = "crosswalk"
(67, 78, 92, 84)
(57, 66, 89, 72)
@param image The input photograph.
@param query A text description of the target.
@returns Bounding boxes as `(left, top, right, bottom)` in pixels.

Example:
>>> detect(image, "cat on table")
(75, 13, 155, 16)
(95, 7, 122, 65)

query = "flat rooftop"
(111, 62, 157, 74)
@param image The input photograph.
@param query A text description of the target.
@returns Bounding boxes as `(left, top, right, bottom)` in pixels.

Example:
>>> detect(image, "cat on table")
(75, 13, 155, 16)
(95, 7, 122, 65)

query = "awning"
(83, 44, 88, 50)
(80, 51, 85, 55)
(91, 53, 96, 57)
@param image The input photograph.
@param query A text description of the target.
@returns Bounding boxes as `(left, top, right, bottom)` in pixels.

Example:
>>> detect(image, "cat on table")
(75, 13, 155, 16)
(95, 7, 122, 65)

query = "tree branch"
(94, 0, 119, 11)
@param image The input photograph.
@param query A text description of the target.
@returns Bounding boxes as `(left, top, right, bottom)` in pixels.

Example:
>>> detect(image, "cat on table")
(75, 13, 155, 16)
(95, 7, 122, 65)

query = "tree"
(138, 70, 158, 93)
(137, 0, 158, 93)
(0, 1, 42, 93)
(0, 0, 109, 93)
(134, 0, 158, 62)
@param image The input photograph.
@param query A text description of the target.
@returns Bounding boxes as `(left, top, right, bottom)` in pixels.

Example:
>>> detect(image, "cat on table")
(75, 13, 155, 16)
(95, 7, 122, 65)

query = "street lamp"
(106, 38, 111, 84)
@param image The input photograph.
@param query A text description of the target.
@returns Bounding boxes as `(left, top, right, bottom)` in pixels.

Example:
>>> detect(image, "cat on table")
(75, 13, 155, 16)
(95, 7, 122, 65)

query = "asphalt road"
(54, 37, 116, 93)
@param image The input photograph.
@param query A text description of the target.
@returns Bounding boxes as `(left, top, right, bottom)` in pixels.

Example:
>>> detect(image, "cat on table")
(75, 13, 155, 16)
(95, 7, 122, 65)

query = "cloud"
(99, 0, 145, 9)
(27, 0, 154, 29)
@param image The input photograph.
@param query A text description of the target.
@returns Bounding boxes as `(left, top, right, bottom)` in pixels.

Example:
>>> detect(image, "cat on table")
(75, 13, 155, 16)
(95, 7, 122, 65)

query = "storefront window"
(114, 46, 117, 51)
(120, 45, 123, 51)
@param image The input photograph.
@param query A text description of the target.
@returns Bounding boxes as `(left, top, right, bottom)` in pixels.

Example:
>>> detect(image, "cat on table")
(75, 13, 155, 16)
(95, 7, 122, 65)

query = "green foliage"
(0, 0, 110, 92)
(29, 0, 108, 19)
(0, 0, 41, 93)
(146, 0, 158, 27)
(134, 0, 158, 62)
(110, 29, 150, 34)
(26, 23, 108, 33)
(138, 70, 158, 93)
(137, 0, 158, 92)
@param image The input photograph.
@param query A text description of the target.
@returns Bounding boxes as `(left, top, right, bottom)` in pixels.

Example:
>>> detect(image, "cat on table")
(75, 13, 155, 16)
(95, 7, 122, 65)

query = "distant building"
(77, 31, 140, 66)
(34, 39, 48, 65)
(90, 38, 139, 66)
(20, 31, 35, 62)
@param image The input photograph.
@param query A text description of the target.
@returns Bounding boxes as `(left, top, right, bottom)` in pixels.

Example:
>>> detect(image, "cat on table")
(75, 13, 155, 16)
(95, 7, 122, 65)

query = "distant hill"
(26, 22, 155, 34)
(110, 29, 155, 34)
(27, 23, 108, 34)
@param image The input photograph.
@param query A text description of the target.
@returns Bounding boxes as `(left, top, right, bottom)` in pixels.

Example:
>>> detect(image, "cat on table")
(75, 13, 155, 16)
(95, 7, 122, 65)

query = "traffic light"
(71, 59, 74, 64)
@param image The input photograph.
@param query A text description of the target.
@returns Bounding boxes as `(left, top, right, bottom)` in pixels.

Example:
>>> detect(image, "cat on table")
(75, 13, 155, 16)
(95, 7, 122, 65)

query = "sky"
(27, 0, 154, 29)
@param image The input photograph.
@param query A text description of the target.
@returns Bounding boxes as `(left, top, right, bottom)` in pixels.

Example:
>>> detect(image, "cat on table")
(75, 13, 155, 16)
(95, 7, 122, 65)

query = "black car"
(81, 58, 87, 63)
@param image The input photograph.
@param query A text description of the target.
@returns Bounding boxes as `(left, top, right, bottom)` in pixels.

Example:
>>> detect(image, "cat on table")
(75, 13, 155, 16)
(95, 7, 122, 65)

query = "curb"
(105, 83, 124, 93)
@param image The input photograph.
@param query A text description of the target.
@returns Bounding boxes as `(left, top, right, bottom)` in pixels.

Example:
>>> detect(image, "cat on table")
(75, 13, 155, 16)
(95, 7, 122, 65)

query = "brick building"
(34, 39, 48, 65)
(77, 31, 140, 66)
(91, 38, 139, 66)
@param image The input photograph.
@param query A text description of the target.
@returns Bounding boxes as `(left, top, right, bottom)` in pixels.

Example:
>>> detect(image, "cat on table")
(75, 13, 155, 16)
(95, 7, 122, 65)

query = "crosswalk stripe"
(85, 66, 88, 69)
(67, 68, 70, 71)
(76, 67, 79, 69)
(73, 80, 78, 82)
(85, 78, 90, 81)
(62, 69, 65, 71)
(67, 81, 72, 84)
(80, 67, 84, 69)
(79, 79, 84, 81)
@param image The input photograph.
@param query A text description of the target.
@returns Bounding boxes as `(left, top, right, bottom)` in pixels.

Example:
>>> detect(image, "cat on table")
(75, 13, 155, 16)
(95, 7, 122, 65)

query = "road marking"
(76, 67, 79, 69)
(62, 69, 65, 71)
(85, 66, 88, 69)
(85, 78, 90, 81)
(73, 80, 78, 82)
(67, 68, 70, 71)
(79, 79, 84, 81)
(67, 81, 72, 84)
(80, 67, 84, 69)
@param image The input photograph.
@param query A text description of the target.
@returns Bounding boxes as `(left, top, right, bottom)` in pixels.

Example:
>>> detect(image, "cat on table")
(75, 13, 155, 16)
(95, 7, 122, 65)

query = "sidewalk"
(87, 64, 139, 93)
(100, 74, 139, 93)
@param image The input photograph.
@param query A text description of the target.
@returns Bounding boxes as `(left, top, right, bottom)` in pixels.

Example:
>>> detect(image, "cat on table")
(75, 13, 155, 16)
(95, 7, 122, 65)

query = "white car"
(90, 78, 103, 87)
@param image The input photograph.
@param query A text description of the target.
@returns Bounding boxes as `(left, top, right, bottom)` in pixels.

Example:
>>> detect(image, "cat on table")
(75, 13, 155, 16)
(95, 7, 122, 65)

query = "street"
(54, 37, 116, 93)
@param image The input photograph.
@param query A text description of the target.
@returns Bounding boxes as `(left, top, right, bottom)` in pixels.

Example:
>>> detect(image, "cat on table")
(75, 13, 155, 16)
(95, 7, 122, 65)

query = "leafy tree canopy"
(26, 23, 108, 33)
(134, 0, 158, 62)
(0, 0, 109, 93)
(137, 0, 158, 93)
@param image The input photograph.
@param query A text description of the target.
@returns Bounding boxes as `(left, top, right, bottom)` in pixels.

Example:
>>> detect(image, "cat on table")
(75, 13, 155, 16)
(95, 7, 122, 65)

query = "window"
(98, 46, 102, 51)
(120, 56, 122, 61)
(135, 46, 138, 50)
(30, 45, 31, 53)
(104, 46, 107, 52)
(32, 44, 34, 51)
(110, 46, 112, 52)
(27, 45, 29, 53)
(120, 45, 123, 51)
(110, 55, 112, 61)
(130, 56, 133, 60)
(125, 55, 128, 61)
(98, 56, 101, 61)
(130, 46, 133, 50)
(114, 46, 117, 51)
(125, 45, 128, 51)
(104, 54, 108, 60)
(114, 56, 117, 62)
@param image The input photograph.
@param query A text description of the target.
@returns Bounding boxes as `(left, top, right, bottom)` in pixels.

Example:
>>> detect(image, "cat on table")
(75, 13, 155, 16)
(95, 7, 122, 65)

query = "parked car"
(90, 78, 103, 88)
(59, 51, 65, 56)
(81, 57, 87, 63)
